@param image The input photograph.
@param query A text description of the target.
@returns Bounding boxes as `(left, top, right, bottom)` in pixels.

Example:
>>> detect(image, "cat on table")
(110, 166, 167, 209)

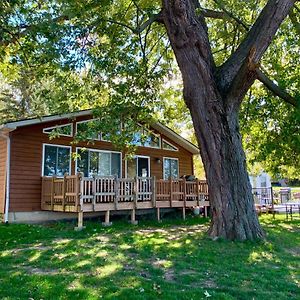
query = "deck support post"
(74, 211, 85, 231)
(102, 210, 112, 227)
(157, 207, 162, 222)
(204, 206, 208, 218)
(182, 207, 186, 220)
(130, 208, 138, 225)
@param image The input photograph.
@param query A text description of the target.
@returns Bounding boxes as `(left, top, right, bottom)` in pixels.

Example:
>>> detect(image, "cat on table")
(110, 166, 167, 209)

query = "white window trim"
(75, 147, 122, 178)
(42, 143, 72, 177)
(162, 139, 178, 151)
(125, 155, 151, 178)
(75, 119, 101, 141)
(163, 157, 179, 180)
(43, 123, 73, 137)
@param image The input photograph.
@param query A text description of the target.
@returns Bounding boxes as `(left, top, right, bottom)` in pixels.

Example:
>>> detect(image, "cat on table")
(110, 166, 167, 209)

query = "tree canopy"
(0, 0, 298, 179)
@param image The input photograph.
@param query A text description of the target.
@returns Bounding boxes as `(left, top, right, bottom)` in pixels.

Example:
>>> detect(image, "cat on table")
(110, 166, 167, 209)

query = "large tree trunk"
(162, 0, 265, 240)
(189, 99, 264, 240)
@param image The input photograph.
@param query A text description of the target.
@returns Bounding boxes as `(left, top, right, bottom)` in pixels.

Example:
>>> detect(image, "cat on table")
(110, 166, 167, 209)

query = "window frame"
(42, 143, 72, 177)
(162, 139, 178, 151)
(75, 147, 122, 178)
(163, 157, 179, 180)
(43, 123, 73, 137)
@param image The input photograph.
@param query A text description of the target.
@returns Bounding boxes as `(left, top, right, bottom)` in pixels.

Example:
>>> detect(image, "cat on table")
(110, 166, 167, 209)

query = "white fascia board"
(1, 109, 92, 129)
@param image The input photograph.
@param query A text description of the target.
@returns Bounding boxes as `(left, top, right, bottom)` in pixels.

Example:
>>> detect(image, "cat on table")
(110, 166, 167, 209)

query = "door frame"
(125, 155, 151, 178)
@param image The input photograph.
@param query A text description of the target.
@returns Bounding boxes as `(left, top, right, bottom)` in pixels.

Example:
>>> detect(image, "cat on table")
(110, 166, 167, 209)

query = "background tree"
(0, 0, 299, 240)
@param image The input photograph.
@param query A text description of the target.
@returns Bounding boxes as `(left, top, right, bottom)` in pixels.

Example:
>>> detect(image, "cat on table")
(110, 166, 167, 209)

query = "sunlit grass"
(0, 214, 299, 299)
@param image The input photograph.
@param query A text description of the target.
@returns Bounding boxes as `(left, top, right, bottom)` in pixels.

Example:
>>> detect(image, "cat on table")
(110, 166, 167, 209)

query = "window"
(76, 148, 121, 178)
(131, 126, 161, 148)
(126, 156, 150, 178)
(43, 144, 71, 176)
(76, 119, 101, 140)
(43, 123, 73, 137)
(162, 139, 178, 151)
(163, 158, 179, 180)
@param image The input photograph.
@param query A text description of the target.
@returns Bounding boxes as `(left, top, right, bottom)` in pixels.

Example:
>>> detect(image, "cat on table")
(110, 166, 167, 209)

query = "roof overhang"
(0, 109, 200, 155)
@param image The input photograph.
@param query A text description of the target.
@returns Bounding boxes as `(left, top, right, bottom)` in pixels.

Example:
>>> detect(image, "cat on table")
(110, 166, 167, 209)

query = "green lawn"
(0, 214, 299, 300)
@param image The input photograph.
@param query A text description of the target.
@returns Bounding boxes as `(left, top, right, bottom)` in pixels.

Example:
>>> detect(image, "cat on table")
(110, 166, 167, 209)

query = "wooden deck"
(41, 175, 209, 227)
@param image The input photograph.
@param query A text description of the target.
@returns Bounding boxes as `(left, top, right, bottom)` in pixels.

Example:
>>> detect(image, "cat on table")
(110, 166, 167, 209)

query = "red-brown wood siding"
(9, 115, 194, 212)
(0, 138, 7, 213)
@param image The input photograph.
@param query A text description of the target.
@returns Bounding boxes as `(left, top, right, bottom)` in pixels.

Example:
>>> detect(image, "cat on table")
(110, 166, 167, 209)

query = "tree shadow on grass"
(0, 214, 299, 300)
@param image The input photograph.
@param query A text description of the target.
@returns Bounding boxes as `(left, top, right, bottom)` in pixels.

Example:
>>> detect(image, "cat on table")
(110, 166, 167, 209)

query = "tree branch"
(211, 0, 250, 30)
(217, 0, 296, 96)
(135, 13, 163, 34)
(256, 69, 298, 107)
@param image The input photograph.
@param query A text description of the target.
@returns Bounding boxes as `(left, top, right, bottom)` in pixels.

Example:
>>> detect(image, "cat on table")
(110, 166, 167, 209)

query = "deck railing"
(41, 175, 209, 213)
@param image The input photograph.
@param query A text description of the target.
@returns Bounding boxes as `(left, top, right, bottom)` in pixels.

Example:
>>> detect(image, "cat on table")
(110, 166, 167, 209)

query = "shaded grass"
(0, 214, 299, 299)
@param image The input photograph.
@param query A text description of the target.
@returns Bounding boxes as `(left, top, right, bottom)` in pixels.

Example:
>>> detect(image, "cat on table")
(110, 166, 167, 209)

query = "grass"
(0, 214, 299, 300)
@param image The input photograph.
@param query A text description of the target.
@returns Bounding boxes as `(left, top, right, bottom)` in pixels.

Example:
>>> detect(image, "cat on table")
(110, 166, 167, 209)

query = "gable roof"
(0, 109, 199, 154)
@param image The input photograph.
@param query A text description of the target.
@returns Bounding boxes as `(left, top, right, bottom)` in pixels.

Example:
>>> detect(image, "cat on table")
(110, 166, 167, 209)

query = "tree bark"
(161, 0, 266, 240)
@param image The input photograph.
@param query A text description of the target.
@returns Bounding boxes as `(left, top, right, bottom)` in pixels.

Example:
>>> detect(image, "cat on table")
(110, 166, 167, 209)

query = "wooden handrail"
(41, 175, 209, 212)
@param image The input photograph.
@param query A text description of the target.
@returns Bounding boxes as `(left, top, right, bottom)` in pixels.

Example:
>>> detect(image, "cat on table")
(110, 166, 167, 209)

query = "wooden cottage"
(0, 110, 209, 227)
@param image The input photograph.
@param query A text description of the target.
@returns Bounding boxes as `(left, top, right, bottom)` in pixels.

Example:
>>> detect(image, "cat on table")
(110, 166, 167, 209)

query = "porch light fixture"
(156, 157, 161, 164)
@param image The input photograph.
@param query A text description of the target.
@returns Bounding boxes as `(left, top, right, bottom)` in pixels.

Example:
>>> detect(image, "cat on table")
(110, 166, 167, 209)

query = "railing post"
(76, 173, 82, 210)
(41, 177, 45, 209)
(134, 176, 139, 208)
(151, 176, 156, 208)
(79, 173, 84, 210)
(270, 186, 275, 218)
(75, 173, 85, 231)
(51, 176, 56, 210)
(92, 175, 96, 211)
(114, 176, 119, 210)
(183, 178, 187, 207)
(62, 173, 68, 211)
(169, 178, 173, 207)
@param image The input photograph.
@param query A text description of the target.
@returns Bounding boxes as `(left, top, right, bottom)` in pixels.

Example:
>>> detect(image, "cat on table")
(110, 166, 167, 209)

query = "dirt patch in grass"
(10, 245, 52, 253)
(22, 266, 66, 275)
(163, 269, 176, 282)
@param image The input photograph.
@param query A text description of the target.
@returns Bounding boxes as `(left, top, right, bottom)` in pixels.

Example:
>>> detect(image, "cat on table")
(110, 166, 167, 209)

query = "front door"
(127, 156, 150, 178)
